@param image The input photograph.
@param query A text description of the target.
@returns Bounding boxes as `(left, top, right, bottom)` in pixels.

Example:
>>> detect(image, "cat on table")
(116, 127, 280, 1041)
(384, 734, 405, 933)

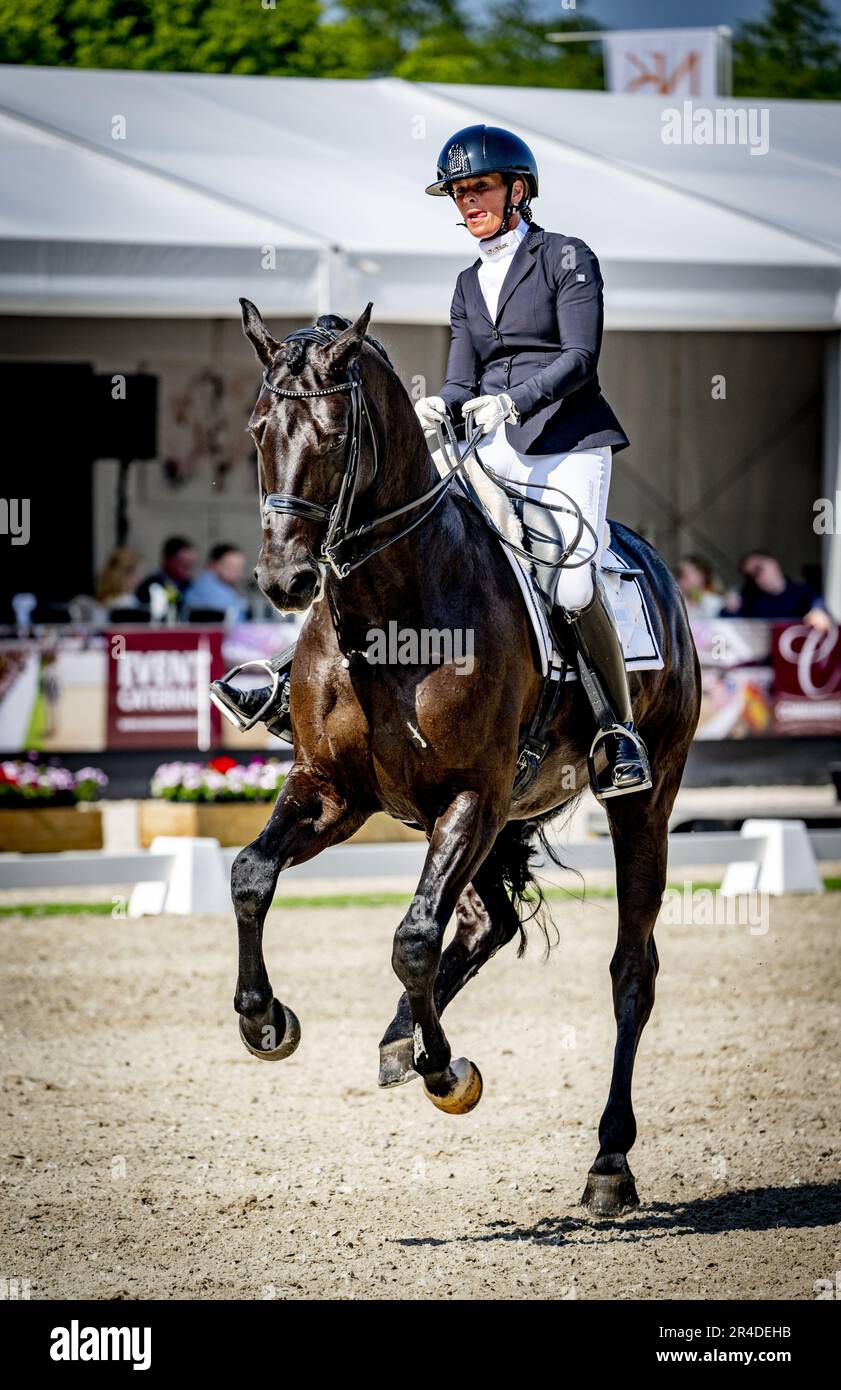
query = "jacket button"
(492, 329, 500, 339)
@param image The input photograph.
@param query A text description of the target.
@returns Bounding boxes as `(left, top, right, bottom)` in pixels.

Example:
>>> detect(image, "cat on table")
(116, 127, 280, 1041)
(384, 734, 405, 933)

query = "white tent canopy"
(0, 64, 840, 326)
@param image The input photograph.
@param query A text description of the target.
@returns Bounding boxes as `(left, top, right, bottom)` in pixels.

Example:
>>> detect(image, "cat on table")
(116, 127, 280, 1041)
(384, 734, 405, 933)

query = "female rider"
(212, 124, 649, 796)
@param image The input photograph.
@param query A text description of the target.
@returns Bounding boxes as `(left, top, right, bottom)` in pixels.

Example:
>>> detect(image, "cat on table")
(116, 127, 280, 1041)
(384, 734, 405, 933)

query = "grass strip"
(2, 879, 838, 918)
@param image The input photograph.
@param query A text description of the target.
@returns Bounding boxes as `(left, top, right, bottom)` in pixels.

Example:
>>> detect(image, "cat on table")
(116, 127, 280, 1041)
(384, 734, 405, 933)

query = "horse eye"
(332, 432, 346, 449)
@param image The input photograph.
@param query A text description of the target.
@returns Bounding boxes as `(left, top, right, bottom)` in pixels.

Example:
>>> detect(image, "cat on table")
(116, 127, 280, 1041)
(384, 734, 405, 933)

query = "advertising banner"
(2, 618, 839, 751)
(771, 622, 841, 736)
(105, 628, 225, 749)
(602, 27, 720, 98)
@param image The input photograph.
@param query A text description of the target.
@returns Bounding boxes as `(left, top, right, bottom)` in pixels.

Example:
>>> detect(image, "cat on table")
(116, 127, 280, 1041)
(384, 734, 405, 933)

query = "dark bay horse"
(232, 299, 701, 1216)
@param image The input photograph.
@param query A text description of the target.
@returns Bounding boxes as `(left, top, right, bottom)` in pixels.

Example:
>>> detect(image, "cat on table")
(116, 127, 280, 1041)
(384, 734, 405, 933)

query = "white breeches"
(475, 429, 613, 611)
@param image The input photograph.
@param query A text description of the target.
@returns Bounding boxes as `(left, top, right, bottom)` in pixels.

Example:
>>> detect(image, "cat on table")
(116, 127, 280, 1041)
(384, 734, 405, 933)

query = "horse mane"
(283, 314, 395, 376)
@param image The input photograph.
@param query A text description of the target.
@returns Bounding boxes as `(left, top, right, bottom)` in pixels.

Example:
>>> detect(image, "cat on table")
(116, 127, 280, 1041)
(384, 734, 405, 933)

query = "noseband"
(259, 324, 457, 579)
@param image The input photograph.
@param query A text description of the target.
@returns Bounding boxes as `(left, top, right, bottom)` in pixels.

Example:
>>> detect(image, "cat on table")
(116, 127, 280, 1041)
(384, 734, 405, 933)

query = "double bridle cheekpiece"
(258, 322, 597, 581)
(259, 324, 457, 579)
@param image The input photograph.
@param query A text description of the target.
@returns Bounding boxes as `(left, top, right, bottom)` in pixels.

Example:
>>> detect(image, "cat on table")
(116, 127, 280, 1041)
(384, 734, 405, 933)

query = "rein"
(258, 323, 597, 580)
(434, 417, 599, 572)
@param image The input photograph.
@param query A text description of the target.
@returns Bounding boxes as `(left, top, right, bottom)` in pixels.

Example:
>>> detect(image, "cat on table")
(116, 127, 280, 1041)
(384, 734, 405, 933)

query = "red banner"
(771, 621, 841, 736)
(105, 628, 225, 749)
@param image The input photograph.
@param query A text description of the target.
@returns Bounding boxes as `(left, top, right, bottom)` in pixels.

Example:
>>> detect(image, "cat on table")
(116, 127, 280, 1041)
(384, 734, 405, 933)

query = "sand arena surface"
(1, 893, 839, 1300)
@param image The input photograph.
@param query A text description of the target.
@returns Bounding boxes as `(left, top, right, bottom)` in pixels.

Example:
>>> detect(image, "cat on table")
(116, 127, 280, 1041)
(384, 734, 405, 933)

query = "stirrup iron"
(209, 640, 296, 734)
(209, 659, 284, 732)
(587, 722, 652, 801)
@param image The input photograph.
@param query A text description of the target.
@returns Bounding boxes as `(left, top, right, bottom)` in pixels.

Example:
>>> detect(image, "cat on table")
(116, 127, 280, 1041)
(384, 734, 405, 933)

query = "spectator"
(64, 548, 144, 624)
(722, 550, 831, 632)
(183, 543, 248, 620)
(96, 548, 143, 611)
(674, 555, 722, 619)
(136, 537, 197, 611)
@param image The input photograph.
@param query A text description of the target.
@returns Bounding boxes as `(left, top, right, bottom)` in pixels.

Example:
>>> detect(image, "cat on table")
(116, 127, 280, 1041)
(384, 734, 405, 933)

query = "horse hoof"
(238, 1000, 301, 1061)
(424, 1057, 483, 1115)
(378, 1038, 419, 1088)
(580, 1169, 639, 1217)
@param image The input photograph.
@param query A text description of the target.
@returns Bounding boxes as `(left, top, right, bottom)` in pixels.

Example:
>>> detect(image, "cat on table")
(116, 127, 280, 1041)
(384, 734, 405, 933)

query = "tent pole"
(822, 334, 841, 622)
(316, 246, 347, 318)
(717, 26, 733, 98)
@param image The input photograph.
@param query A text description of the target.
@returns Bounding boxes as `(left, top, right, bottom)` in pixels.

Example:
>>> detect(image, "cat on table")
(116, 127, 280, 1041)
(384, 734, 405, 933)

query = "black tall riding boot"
(518, 498, 651, 798)
(209, 643, 296, 743)
(564, 580, 651, 797)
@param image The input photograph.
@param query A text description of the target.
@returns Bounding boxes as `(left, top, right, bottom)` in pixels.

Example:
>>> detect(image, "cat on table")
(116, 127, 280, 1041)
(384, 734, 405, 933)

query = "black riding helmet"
(425, 124, 538, 236)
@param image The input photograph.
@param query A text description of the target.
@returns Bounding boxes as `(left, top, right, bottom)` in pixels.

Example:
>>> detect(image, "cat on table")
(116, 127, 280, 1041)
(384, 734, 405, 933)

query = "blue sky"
(463, 0, 841, 26)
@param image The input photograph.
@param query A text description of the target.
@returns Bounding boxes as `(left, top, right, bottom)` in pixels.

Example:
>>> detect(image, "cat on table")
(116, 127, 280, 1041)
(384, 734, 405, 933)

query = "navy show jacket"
(438, 221, 630, 456)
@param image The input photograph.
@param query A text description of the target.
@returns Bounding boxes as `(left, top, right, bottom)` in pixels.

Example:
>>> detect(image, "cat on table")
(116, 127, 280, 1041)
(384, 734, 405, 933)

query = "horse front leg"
(379, 861, 520, 1087)
(581, 795, 669, 1216)
(231, 764, 365, 1060)
(389, 790, 502, 1114)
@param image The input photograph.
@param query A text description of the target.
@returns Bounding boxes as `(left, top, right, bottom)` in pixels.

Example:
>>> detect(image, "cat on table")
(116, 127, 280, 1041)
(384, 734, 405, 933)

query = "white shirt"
(476, 217, 529, 323)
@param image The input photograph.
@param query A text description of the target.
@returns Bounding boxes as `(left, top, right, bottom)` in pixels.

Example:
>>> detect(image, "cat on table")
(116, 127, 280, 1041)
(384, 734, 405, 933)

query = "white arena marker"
(129, 836, 230, 917)
(721, 819, 823, 897)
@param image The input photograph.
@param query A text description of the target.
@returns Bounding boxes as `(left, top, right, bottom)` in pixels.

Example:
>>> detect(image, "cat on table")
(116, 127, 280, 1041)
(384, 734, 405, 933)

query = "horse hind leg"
(581, 771, 677, 1217)
(378, 824, 528, 1087)
(386, 791, 505, 1114)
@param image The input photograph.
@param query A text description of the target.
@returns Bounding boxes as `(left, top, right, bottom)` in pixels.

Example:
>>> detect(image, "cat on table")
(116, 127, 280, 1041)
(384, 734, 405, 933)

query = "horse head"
(241, 298, 381, 612)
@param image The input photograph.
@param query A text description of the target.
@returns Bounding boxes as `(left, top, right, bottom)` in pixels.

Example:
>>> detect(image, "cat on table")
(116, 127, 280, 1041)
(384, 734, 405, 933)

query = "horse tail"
(488, 797, 582, 959)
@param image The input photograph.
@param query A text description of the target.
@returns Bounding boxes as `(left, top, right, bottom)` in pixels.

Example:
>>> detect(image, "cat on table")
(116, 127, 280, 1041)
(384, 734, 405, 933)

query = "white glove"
(414, 395, 447, 435)
(462, 393, 516, 435)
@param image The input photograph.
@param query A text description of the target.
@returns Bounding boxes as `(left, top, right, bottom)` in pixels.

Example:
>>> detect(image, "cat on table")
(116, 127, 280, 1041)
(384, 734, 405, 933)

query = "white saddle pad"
(432, 444, 663, 680)
(503, 528, 664, 680)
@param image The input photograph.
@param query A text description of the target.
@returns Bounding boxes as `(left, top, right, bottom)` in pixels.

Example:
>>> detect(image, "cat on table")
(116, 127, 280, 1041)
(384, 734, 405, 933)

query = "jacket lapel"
(466, 257, 493, 329)
(493, 222, 543, 323)
(465, 222, 544, 329)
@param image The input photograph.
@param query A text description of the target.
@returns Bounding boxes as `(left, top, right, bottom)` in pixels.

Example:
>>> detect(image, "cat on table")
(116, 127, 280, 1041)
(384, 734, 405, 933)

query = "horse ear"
(321, 302, 373, 374)
(240, 298, 281, 368)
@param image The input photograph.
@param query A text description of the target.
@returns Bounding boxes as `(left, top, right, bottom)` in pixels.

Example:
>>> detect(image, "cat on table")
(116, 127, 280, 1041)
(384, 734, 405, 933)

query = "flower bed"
(139, 756, 424, 847)
(0, 758, 107, 852)
(0, 759, 108, 808)
(150, 756, 285, 804)
(140, 757, 286, 848)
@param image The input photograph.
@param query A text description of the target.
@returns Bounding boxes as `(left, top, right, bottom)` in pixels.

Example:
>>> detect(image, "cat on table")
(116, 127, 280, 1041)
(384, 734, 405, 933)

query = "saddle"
(429, 444, 661, 800)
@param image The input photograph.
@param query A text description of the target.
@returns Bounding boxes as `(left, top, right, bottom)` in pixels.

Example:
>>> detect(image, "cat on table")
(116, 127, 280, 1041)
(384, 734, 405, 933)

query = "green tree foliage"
(0, 0, 604, 84)
(447, 2, 603, 90)
(0, 0, 327, 74)
(1, 0, 839, 99)
(733, 0, 841, 98)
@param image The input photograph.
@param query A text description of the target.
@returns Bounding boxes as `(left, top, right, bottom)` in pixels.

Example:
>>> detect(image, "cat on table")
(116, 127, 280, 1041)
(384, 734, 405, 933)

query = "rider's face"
(451, 172, 525, 239)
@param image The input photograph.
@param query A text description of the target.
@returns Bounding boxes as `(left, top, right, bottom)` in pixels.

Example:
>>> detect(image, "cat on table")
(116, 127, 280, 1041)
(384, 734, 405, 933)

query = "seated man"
(183, 544, 248, 621)
(136, 535, 197, 615)
(722, 551, 831, 632)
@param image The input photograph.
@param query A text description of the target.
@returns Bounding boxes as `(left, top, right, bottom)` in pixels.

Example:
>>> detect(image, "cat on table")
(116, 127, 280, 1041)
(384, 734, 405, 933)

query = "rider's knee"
(555, 566, 594, 614)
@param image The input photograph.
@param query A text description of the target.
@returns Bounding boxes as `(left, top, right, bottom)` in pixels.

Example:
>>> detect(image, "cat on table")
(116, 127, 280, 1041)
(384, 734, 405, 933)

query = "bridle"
(259, 324, 460, 580)
(258, 323, 598, 581)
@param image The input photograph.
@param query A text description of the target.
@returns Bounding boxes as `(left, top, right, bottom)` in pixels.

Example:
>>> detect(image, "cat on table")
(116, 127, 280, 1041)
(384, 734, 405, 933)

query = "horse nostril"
(286, 568, 316, 599)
